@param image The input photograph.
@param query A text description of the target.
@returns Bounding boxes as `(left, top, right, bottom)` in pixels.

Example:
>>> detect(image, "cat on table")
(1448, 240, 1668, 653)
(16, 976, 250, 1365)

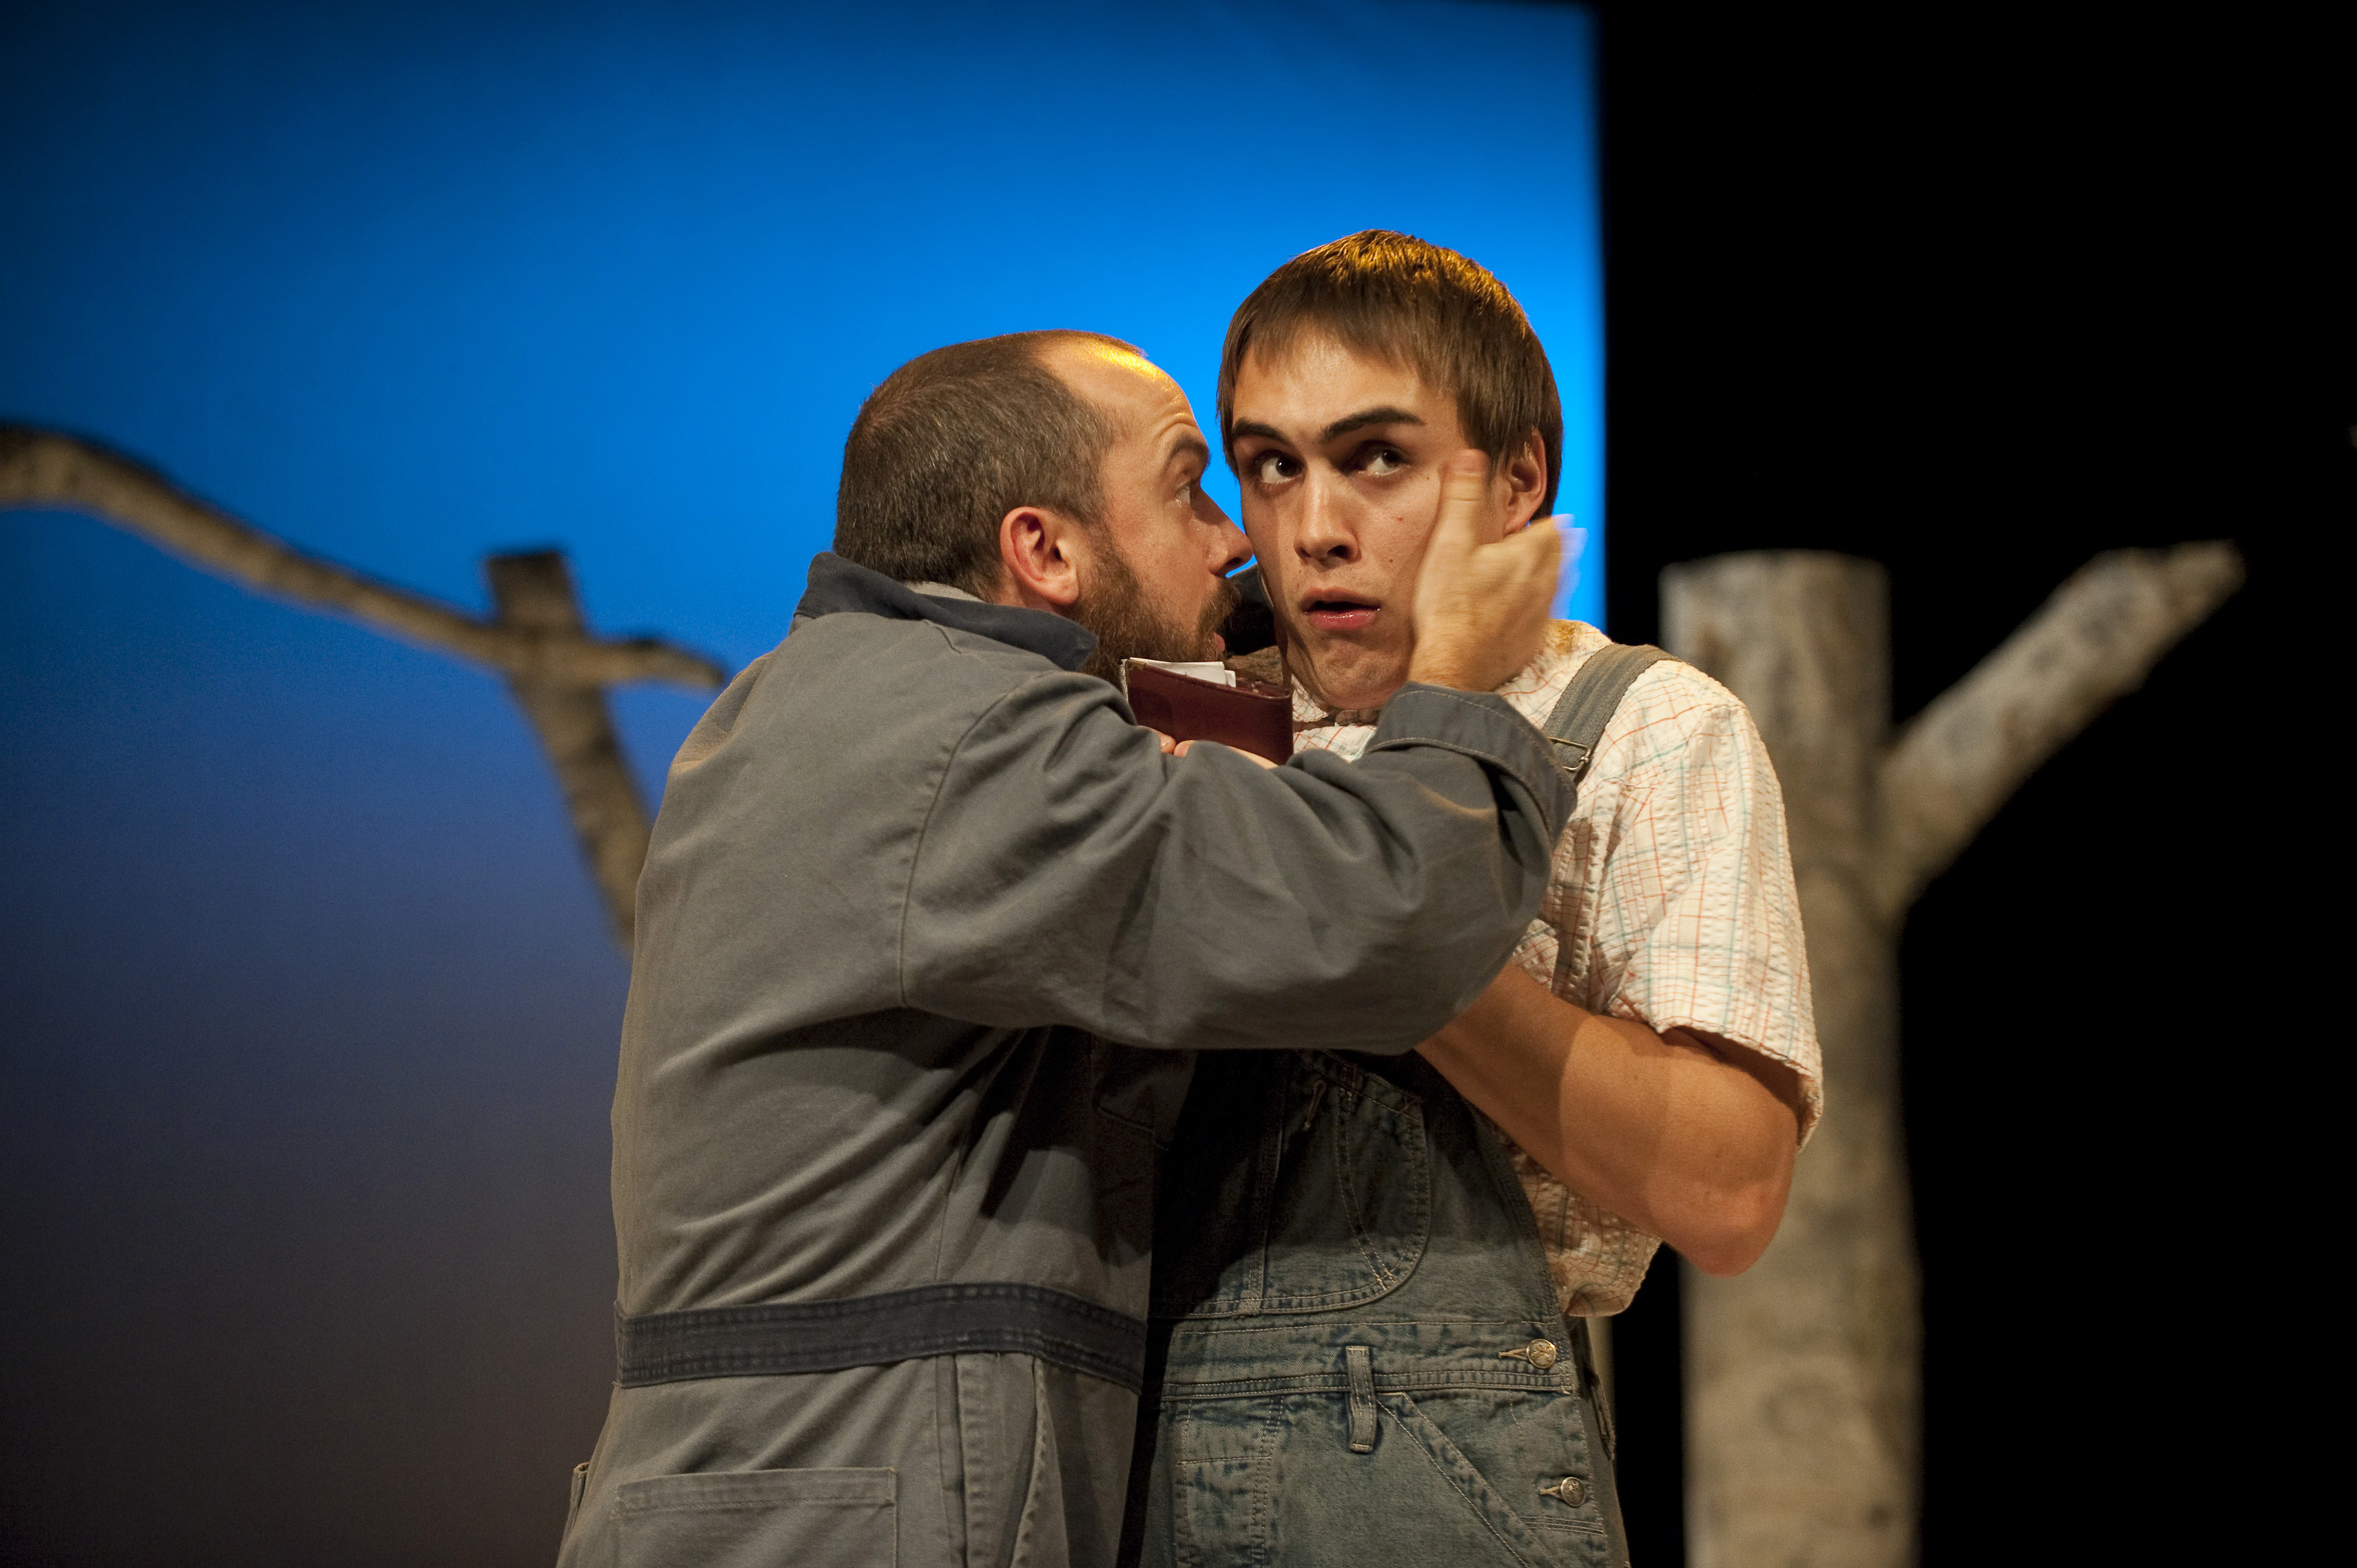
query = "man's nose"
(1213, 516, 1251, 577)
(1200, 492, 1252, 576)
(1293, 474, 1358, 566)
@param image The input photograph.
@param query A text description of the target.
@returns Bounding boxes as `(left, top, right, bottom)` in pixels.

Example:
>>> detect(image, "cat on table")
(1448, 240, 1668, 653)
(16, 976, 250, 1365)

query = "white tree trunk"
(1663, 544, 2240, 1567)
(1666, 555, 1916, 1568)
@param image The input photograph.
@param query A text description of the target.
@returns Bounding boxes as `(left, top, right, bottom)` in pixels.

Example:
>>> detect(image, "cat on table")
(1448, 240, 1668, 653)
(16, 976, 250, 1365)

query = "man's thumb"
(1431, 451, 1492, 552)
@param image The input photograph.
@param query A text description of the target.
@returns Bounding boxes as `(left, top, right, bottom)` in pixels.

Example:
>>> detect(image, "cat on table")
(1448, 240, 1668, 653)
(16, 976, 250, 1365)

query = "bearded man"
(556, 329, 1575, 1568)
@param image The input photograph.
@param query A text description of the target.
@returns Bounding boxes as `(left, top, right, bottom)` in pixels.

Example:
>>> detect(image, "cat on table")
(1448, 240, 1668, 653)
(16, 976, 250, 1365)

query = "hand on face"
(1230, 332, 1548, 709)
(1404, 452, 1559, 694)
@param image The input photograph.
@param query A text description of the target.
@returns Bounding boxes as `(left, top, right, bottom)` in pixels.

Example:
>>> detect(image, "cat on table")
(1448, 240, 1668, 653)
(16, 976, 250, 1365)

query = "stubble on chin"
(1074, 549, 1241, 683)
(1279, 622, 1411, 714)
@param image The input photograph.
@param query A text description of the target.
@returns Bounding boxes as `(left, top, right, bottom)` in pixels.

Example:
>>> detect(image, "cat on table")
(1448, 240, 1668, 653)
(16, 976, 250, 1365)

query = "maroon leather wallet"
(1122, 661, 1293, 764)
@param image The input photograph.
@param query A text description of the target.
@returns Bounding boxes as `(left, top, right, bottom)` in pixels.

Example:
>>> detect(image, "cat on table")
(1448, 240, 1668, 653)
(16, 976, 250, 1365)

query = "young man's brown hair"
(1216, 230, 1563, 516)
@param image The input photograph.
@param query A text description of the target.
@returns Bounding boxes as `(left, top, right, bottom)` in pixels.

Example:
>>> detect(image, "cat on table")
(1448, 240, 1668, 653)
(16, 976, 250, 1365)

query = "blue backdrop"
(0, 2, 1600, 1560)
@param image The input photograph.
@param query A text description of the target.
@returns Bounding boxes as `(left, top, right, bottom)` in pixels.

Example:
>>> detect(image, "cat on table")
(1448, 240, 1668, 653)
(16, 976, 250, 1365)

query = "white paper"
(1123, 658, 1236, 687)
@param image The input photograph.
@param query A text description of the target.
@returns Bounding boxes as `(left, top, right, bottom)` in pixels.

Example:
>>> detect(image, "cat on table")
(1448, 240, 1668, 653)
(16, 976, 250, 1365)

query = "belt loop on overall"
(1344, 1344, 1377, 1453)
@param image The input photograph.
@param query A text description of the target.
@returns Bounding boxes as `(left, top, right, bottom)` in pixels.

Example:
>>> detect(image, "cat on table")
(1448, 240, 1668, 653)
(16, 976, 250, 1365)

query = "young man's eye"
(1252, 452, 1299, 484)
(1362, 445, 1407, 476)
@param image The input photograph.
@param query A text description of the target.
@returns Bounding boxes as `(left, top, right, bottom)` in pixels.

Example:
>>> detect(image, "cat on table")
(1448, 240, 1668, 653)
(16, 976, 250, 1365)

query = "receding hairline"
(1035, 335, 1193, 455)
(1036, 335, 1176, 407)
(1036, 332, 1152, 372)
(833, 327, 1141, 593)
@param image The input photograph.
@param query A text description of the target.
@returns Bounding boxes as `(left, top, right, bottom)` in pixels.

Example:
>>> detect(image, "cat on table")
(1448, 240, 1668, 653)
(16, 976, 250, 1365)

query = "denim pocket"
(1380, 1390, 1600, 1568)
(1168, 1398, 1282, 1568)
(1255, 1055, 1431, 1311)
(1153, 1053, 1431, 1318)
(614, 1467, 894, 1568)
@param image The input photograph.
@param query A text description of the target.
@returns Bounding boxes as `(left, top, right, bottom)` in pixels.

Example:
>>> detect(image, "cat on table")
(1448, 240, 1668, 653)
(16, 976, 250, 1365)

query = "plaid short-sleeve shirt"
(1274, 621, 1822, 1315)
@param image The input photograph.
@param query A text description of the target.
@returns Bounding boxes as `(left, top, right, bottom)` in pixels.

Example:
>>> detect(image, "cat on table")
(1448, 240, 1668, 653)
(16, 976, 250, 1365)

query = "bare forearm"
(1419, 965, 1800, 1274)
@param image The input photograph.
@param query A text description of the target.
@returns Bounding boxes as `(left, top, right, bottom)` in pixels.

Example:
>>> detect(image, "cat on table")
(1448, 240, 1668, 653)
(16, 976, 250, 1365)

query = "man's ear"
(996, 504, 1088, 613)
(1497, 429, 1549, 532)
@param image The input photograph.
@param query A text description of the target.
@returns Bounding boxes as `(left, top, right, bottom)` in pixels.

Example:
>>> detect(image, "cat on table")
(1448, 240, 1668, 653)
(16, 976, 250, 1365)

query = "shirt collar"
(793, 552, 1098, 672)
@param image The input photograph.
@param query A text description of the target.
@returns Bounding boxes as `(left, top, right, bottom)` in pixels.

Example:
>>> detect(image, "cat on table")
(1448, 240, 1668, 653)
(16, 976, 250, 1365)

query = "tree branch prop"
(0, 427, 724, 689)
(1871, 542, 2244, 919)
(488, 552, 658, 947)
(2, 424, 730, 948)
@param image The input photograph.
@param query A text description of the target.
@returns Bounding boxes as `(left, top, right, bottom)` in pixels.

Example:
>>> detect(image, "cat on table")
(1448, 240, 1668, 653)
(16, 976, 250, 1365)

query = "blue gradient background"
(0, 2, 1599, 1559)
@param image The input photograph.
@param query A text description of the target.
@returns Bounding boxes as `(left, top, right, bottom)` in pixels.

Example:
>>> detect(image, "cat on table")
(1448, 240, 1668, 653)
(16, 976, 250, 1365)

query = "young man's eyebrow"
(1321, 407, 1424, 441)
(1225, 409, 1424, 451)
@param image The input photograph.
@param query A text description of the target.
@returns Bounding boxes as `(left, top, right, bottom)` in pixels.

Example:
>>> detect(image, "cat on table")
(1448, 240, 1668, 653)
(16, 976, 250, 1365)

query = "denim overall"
(1125, 647, 1670, 1568)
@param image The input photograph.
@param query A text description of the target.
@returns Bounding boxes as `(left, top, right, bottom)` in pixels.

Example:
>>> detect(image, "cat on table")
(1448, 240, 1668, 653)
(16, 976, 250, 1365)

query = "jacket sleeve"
(897, 673, 1575, 1053)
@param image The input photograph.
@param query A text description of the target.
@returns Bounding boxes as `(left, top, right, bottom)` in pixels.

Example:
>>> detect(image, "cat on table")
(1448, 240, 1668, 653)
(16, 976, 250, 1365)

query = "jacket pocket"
(615, 1467, 894, 1568)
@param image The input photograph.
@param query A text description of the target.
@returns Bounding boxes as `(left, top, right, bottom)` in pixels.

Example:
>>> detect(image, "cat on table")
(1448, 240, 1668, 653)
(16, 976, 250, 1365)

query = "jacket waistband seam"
(617, 1283, 1147, 1394)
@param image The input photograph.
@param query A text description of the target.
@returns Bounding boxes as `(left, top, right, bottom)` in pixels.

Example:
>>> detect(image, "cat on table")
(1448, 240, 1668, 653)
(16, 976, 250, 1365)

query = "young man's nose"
(1292, 478, 1359, 565)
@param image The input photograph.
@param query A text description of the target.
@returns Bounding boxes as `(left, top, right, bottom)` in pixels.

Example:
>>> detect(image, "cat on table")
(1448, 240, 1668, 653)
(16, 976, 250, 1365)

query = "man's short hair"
(1218, 232, 1563, 517)
(834, 329, 1138, 597)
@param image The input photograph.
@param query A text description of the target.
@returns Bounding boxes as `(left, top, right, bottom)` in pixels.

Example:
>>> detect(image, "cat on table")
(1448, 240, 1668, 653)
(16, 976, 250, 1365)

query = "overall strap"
(1539, 642, 1676, 792)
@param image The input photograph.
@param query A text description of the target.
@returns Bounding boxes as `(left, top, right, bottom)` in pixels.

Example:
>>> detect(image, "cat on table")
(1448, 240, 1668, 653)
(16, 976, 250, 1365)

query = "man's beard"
(1072, 544, 1240, 683)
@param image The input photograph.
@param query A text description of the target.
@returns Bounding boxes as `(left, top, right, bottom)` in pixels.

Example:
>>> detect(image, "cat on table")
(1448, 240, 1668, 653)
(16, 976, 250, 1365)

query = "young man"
(557, 329, 1574, 1568)
(1128, 235, 1821, 1567)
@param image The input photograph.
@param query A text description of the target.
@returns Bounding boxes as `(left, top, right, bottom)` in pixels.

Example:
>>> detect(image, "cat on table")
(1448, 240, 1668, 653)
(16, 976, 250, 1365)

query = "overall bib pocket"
(1153, 1053, 1432, 1317)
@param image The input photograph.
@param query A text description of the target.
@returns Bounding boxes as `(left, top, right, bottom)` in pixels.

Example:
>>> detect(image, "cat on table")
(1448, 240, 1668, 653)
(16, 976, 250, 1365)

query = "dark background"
(1594, 9, 2329, 1564)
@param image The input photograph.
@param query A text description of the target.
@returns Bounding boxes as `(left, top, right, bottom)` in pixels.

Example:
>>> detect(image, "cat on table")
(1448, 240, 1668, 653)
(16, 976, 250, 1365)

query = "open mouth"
(1301, 594, 1379, 633)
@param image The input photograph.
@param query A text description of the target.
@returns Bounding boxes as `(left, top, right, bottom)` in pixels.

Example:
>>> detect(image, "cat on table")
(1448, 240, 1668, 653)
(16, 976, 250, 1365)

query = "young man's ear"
(996, 504, 1088, 612)
(1497, 429, 1549, 532)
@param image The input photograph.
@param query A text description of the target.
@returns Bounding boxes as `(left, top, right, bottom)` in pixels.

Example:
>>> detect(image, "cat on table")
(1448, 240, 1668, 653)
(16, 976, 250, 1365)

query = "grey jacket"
(559, 555, 1574, 1568)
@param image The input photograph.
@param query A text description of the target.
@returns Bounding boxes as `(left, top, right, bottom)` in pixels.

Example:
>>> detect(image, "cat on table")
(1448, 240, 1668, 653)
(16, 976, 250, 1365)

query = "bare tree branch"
(4, 422, 730, 950)
(488, 552, 654, 946)
(1, 426, 725, 690)
(1870, 542, 2244, 919)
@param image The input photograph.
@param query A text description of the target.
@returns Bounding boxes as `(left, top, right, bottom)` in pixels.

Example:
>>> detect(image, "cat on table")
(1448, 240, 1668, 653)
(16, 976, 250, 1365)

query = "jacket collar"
(794, 552, 1098, 672)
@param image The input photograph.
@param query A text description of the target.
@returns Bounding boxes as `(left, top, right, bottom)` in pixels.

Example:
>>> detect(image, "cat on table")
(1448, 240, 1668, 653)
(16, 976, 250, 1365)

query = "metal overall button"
(1498, 1338, 1559, 1370)
(1539, 1475, 1588, 1507)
